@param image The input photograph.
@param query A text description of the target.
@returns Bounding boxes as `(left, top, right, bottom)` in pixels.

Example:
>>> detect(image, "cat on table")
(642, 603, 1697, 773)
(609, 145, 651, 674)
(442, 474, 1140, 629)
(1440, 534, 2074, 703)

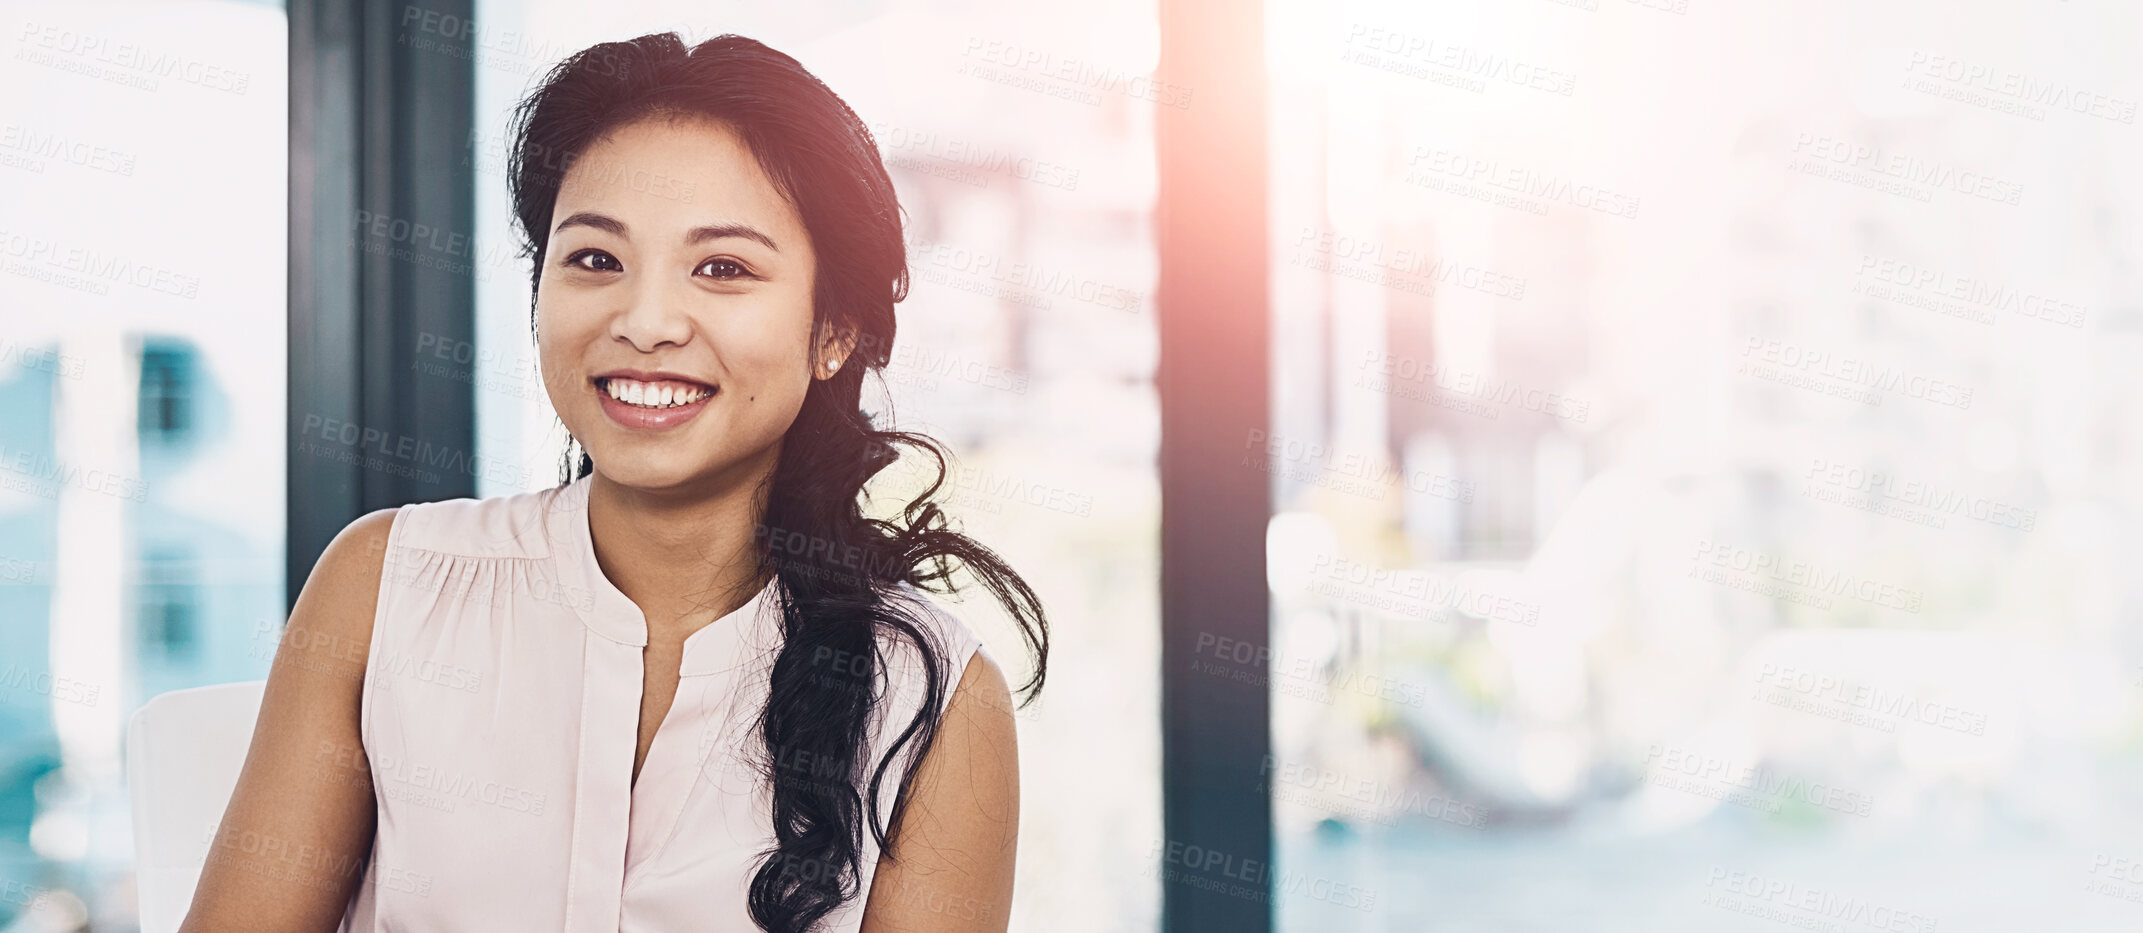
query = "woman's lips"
(595, 379, 716, 430)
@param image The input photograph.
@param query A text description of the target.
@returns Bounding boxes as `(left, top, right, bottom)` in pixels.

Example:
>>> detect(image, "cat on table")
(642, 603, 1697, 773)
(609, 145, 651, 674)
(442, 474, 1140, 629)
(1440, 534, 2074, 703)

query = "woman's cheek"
(734, 371, 811, 434)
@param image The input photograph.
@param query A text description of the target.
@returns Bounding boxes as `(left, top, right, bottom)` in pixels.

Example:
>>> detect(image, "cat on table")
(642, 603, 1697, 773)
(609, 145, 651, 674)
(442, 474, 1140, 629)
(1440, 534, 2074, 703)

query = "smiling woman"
(179, 32, 1048, 933)
(537, 115, 822, 464)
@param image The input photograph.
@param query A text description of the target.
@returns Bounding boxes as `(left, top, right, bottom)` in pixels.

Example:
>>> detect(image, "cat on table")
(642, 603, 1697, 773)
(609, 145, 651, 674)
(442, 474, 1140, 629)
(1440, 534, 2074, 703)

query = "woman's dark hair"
(505, 32, 1048, 932)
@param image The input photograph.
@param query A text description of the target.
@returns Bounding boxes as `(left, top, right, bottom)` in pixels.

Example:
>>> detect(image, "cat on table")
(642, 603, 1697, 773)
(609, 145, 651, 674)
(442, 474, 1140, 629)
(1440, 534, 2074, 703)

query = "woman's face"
(536, 115, 844, 495)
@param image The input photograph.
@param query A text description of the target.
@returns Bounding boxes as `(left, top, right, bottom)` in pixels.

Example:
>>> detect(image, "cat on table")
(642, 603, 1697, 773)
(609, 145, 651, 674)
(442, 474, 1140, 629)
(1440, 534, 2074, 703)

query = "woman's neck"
(584, 466, 774, 641)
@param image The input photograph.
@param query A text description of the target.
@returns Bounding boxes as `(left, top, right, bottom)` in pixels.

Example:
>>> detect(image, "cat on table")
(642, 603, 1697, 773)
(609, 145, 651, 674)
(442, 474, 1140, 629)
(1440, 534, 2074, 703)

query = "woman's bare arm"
(859, 651, 1021, 932)
(177, 507, 399, 932)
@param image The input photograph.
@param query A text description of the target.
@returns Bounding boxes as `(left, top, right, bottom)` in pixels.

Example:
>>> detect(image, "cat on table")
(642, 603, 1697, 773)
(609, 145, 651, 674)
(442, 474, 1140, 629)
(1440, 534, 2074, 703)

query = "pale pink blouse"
(334, 474, 983, 931)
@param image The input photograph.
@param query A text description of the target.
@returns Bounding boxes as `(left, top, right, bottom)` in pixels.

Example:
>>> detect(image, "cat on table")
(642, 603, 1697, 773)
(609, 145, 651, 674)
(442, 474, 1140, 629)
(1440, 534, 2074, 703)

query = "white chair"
(125, 680, 267, 933)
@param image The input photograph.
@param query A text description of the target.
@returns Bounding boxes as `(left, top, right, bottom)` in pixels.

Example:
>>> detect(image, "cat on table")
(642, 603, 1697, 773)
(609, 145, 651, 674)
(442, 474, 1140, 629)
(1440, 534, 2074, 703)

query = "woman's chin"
(587, 453, 716, 495)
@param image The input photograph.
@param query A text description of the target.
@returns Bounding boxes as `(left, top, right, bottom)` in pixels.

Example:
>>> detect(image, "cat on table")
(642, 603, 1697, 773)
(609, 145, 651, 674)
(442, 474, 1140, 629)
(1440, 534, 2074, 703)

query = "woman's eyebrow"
(553, 212, 780, 254)
(686, 223, 780, 253)
(553, 211, 628, 238)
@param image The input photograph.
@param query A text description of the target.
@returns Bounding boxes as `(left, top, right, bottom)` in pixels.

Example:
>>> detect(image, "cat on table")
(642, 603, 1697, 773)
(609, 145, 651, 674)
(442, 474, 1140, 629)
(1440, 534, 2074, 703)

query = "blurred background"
(1, 0, 2140, 930)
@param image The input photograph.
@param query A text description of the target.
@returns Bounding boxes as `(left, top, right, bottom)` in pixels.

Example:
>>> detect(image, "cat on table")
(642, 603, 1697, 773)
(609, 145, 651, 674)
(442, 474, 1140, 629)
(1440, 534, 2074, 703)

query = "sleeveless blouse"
(334, 475, 985, 931)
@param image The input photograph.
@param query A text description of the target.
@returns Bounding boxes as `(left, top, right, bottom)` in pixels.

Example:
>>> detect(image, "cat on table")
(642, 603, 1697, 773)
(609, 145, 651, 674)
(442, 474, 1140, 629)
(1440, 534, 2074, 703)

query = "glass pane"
(0, 1, 288, 929)
(465, 3, 1162, 929)
(1267, 1, 2143, 930)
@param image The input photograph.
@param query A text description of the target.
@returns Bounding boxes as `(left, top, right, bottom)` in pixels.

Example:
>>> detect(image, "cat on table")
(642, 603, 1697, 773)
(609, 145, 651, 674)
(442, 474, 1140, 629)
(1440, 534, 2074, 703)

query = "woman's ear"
(815, 323, 861, 379)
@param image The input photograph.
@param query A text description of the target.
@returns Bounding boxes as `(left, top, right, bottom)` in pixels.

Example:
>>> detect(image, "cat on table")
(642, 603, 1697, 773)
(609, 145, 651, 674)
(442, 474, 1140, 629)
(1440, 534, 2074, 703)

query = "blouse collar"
(550, 474, 784, 676)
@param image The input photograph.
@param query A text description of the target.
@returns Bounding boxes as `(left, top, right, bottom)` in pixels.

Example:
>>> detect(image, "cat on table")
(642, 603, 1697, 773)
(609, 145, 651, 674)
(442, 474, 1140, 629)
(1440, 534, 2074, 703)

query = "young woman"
(181, 33, 1047, 933)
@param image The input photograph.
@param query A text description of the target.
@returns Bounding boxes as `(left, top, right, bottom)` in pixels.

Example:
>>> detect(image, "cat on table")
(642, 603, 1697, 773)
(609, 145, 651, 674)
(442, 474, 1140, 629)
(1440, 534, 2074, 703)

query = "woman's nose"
(609, 275, 695, 351)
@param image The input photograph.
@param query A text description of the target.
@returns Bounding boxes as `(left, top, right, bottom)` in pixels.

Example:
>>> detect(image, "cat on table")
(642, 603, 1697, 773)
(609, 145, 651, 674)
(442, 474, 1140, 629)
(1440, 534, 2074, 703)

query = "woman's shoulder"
(281, 506, 402, 675)
(869, 581, 1003, 719)
(308, 506, 404, 599)
(854, 582, 1015, 816)
(878, 581, 985, 667)
(382, 483, 575, 560)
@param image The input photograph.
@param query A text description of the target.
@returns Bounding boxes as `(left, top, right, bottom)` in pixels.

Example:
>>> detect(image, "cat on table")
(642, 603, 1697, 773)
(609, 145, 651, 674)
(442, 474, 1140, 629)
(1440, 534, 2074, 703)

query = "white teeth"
(603, 378, 711, 409)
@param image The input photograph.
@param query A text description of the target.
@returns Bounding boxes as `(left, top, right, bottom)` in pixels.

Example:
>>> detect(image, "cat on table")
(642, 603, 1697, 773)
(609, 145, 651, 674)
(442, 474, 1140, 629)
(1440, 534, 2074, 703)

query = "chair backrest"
(125, 680, 267, 933)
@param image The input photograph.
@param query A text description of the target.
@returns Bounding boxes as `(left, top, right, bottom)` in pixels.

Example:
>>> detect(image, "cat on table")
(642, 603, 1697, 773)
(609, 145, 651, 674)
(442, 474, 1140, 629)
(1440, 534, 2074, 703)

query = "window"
(137, 342, 196, 443)
(0, 1, 288, 927)
(1265, 1, 2143, 930)
(137, 548, 198, 661)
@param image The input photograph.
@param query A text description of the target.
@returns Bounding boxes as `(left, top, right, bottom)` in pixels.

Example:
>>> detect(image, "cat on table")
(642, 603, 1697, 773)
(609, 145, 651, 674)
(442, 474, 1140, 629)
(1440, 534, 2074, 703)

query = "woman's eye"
(567, 250, 621, 272)
(696, 258, 750, 280)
